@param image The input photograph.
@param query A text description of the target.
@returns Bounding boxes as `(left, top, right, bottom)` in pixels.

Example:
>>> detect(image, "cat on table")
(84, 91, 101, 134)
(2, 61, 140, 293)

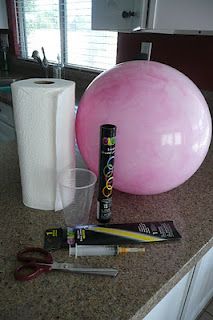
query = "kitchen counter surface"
(0, 136, 212, 319)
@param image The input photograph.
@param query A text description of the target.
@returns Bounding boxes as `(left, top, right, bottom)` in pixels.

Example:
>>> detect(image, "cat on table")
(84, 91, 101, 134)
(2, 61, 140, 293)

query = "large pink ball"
(76, 61, 212, 195)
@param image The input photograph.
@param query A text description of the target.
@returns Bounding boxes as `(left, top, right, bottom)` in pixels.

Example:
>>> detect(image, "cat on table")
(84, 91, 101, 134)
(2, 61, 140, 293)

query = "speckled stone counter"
(0, 139, 212, 320)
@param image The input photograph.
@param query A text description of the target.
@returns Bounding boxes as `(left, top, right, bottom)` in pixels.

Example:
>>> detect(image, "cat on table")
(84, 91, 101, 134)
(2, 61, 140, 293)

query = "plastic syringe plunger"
(118, 247, 145, 255)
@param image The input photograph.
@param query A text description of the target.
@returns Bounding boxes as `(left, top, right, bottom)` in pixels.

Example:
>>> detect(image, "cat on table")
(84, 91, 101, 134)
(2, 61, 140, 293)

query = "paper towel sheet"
(11, 78, 76, 211)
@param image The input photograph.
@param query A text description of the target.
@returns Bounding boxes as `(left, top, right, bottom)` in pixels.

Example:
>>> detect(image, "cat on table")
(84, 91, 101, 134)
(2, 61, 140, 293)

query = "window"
(15, 0, 118, 70)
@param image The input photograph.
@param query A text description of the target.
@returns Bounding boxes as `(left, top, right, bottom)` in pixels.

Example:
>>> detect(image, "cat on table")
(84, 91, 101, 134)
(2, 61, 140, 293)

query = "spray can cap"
(100, 124, 116, 135)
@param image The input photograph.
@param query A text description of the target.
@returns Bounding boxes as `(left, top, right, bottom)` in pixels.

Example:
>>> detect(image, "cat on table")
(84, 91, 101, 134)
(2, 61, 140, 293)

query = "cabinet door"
(92, 0, 148, 31)
(147, 0, 213, 32)
(181, 248, 213, 320)
(143, 268, 194, 320)
(0, 0, 8, 29)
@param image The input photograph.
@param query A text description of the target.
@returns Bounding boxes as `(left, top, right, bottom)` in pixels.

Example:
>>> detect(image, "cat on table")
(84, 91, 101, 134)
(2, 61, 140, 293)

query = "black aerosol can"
(97, 124, 116, 223)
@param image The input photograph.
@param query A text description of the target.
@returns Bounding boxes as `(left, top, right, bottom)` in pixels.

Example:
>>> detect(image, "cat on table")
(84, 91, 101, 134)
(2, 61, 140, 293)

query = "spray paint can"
(97, 124, 116, 223)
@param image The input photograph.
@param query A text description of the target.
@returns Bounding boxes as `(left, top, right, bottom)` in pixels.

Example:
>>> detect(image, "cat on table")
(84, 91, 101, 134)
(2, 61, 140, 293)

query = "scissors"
(14, 247, 118, 281)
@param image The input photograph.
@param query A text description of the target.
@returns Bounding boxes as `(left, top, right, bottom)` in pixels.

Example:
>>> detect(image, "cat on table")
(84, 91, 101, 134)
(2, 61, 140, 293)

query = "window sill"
(15, 56, 103, 75)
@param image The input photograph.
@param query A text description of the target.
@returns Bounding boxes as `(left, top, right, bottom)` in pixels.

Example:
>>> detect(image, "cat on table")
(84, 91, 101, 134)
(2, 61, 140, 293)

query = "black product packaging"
(44, 228, 68, 250)
(97, 124, 116, 223)
(44, 221, 181, 250)
(72, 221, 181, 245)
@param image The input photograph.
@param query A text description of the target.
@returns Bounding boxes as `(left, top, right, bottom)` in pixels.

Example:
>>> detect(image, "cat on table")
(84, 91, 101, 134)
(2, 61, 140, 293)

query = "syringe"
(69, 244, 145, 258)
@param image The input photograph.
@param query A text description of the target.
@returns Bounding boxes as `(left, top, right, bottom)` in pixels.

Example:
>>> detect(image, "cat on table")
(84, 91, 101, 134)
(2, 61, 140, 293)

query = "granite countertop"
(0, 138, 212, 320)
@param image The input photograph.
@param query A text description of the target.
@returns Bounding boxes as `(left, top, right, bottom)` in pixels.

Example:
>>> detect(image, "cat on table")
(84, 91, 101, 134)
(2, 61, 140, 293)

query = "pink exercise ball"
(76, 61, 212, 195)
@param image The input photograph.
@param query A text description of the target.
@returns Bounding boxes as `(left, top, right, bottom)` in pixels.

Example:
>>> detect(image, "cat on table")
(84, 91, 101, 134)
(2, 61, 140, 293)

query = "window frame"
(7, 0, 118, 72)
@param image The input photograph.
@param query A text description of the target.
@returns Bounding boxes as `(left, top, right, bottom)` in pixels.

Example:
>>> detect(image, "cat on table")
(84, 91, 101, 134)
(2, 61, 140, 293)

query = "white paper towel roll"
(11, 78, 76, 211)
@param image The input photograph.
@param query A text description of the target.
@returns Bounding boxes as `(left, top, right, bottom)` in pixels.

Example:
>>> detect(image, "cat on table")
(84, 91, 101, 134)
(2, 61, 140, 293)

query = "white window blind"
(15, 0, 117, 70)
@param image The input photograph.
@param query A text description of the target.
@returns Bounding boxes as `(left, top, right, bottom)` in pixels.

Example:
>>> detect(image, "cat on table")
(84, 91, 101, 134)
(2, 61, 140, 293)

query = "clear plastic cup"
(58, 168, 97, 226)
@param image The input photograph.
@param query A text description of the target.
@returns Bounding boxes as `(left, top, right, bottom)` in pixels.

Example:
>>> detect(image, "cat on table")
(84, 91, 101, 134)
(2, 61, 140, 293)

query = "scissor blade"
(52, 262, 118, 277)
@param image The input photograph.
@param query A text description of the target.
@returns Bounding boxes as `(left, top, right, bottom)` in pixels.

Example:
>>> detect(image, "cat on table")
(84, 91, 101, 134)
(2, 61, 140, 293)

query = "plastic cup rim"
(59, 167, 97, 190)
